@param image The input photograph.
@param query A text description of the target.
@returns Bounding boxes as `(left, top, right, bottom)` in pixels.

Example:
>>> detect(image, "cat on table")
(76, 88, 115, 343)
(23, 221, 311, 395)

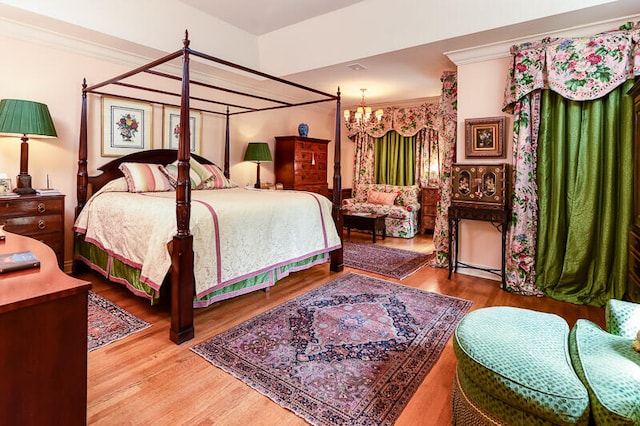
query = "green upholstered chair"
(452, 307, 590, 425)
(453, 301, 640, 425)
(569, 299, 640, 425)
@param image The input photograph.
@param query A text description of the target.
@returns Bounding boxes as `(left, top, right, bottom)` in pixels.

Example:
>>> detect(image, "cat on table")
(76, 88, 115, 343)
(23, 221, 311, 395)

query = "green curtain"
(374, 131, 416, 185)
(536, 79, 634, 306)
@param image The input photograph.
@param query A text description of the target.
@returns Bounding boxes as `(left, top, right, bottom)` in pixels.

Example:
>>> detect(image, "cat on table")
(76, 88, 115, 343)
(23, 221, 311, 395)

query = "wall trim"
(446, 14, 640, 65)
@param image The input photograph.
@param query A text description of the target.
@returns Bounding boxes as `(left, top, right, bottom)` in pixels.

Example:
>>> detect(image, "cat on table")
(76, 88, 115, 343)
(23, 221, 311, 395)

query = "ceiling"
(1, 0, 640, 108)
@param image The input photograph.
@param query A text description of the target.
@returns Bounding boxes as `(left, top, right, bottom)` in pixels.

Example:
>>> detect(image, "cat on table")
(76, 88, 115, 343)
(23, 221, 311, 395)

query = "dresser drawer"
(0, 197, 63, 217)
(2, 214, 63, 235)
(297, 184, 328, 197)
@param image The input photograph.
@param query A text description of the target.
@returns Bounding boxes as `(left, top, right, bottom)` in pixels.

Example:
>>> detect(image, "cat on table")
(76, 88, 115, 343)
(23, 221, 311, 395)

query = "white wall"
(455, 57, 512, 280)
(0, 34, 352, 271)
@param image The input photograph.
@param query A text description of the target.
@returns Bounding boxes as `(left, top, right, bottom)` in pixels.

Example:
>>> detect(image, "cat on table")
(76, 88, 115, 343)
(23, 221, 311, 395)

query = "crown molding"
(445, 14, 640, 65)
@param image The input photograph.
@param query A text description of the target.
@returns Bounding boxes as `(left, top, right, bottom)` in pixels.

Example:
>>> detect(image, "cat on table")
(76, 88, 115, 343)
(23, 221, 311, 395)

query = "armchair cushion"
(605, 299, 640, 339)
(569, 319, 640, 425)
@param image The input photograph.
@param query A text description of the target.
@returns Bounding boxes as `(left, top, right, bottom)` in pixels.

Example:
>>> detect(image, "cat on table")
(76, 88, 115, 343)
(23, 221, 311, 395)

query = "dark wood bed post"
(224, 106, 230, 178)
(76, 79, 88, 218)
(330, 87, 344, 272)
(170, 30, 195, 344)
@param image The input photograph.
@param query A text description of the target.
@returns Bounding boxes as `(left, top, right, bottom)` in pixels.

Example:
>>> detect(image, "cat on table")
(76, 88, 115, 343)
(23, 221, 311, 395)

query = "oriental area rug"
(191, 273, 472, 426)
(343, 241, 434, 279)
(88, 291, 151, 352)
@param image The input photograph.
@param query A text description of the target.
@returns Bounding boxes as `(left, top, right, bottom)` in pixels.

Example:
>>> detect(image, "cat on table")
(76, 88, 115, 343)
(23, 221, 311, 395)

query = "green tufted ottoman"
(452, 307, 590, 425)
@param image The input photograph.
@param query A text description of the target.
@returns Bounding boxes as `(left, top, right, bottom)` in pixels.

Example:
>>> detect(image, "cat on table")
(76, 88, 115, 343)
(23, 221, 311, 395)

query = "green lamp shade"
(0, 99, 58, 137)
(243, 142, 272, 162)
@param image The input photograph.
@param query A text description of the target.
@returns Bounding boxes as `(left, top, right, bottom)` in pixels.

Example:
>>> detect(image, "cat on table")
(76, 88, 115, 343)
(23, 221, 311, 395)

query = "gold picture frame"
(465, 116, 506, 158)
(102, 96, 153, 157)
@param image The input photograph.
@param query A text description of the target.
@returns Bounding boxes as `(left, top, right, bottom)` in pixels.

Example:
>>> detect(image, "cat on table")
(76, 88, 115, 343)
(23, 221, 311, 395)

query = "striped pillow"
(118, 163, 174, 192)
(199, 164, 237, 189)
(163, 158, 214, 189)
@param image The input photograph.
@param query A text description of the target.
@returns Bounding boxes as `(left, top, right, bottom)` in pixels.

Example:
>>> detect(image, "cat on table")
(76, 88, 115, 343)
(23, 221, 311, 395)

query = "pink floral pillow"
(367, 190, 397, 205)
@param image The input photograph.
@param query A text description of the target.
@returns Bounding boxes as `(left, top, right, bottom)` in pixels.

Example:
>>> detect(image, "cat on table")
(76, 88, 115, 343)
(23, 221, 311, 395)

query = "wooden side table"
(0, 231, 91, 425)
(420, 187, 438, 233)
(341, 210, 387, 243)
(447, 205, 510, 289)
(0, 193, 65, 268)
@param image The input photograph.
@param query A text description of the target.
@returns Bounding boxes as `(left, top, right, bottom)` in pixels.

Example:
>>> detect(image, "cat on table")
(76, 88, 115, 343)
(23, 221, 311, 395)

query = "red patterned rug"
(343, 241, 434, 279)
(191, 273, 471, 425)
(88, 291, 151, 352)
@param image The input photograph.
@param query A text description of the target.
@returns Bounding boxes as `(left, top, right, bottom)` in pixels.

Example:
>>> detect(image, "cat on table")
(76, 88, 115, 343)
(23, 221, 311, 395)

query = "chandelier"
(343, 88, 383, 125)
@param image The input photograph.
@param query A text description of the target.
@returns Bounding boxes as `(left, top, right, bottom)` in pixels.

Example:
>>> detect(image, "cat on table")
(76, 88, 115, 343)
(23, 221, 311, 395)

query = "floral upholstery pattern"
(343, 184, 420, 238)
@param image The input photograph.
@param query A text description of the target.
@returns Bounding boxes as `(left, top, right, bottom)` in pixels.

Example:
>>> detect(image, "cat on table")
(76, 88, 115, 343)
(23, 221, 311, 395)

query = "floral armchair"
(342, 184, 421, 238)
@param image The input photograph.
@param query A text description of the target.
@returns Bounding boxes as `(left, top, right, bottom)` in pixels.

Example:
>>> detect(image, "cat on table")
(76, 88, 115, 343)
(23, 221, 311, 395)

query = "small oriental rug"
(191, 273, 471, 426)
(343, 241, 434, 279)
(88, 291, 151, 352)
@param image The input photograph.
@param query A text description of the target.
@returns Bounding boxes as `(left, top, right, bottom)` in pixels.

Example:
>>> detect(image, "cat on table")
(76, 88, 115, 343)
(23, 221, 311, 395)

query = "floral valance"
(503, 22, 640, 112)
(345, 102, 440, 138)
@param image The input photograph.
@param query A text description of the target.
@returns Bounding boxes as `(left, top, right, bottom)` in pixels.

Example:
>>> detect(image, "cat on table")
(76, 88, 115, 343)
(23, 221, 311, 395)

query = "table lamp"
(0, 99, 58, 194)
(243, 142, 272, 189)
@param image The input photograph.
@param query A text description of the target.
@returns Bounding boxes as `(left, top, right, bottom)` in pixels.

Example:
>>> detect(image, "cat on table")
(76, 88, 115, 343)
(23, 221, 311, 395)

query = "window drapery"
(503, 22, 640, 302)
(345, 71, 457, 268)
(374, 132, 416, 186)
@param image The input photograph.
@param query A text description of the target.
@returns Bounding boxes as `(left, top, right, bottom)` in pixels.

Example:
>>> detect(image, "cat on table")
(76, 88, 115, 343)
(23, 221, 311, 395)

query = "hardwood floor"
(80, 232, 605, 425)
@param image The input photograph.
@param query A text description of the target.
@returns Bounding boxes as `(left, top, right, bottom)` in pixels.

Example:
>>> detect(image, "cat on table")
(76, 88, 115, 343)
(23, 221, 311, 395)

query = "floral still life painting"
(102, 96, 152, 157)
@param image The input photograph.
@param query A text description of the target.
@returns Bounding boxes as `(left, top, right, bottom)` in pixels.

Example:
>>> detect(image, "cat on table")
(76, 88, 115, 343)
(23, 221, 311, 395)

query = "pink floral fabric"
(502, 22, 640, 295)
(343, 184, 421, 238)
(430, 71, 457, 268)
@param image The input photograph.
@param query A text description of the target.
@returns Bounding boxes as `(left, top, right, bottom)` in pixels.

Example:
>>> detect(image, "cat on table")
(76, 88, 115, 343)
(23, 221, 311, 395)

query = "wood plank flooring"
(80, 232, 605, 425)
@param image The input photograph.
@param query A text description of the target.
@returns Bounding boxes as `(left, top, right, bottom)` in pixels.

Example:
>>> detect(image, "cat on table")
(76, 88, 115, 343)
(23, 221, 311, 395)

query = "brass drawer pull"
(38, 219, 46, 230)
(37, 203, 46, 213)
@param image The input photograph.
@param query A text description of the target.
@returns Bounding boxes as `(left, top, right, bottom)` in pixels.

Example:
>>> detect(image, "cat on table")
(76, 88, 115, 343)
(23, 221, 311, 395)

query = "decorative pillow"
(163, 157, 214, 189)
(198, 164, 237, 189)
(118, 163, 173, 192)
(367, 190, 397, 205)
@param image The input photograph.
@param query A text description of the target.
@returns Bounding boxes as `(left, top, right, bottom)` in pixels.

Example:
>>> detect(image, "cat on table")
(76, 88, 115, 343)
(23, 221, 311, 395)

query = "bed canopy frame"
(76, 31, 344, 344)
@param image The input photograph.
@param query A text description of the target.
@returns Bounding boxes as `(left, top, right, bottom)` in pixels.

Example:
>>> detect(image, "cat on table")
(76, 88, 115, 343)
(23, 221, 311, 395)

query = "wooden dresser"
(0, 194, 65, 268)
(0, 231, 91, 425)
(628, 80, 640, 302)
(274, 136, 329, 196)
(420, 187, 438, 233)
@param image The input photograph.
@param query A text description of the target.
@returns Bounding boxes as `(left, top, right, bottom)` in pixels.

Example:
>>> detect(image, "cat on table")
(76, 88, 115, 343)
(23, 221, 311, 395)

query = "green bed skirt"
(74, 237, 330, 307)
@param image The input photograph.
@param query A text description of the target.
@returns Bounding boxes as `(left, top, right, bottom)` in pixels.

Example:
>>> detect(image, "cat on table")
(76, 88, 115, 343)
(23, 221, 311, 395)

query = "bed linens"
(74, 184, 341, 304)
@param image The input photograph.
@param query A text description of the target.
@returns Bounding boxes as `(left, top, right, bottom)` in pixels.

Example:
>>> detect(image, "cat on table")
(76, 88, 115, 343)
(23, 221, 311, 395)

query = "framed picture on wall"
(0, 177, 12, 194)
(162, 106, 202, 155)
(464, 116, 506, 158)
(102, 96, 153, 157)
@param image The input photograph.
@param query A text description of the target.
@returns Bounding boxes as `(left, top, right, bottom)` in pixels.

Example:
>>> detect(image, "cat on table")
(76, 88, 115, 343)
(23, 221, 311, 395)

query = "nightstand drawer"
(2, 214, 63, 235)
(0, 197, 63, 217)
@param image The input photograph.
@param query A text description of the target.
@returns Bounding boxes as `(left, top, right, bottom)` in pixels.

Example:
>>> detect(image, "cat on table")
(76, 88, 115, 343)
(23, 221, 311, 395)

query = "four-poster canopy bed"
(74, 31, 344, 344)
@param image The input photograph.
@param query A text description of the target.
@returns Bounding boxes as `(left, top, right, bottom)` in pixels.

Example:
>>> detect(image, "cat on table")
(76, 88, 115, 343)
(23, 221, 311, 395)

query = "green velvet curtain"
(374, 131, 416, 185)
(536, 79, 634, 305)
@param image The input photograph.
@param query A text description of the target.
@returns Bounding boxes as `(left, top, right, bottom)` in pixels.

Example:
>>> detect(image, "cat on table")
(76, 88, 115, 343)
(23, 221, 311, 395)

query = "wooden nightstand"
(0, 194, 65, 268)
(420, 187, 438, 233)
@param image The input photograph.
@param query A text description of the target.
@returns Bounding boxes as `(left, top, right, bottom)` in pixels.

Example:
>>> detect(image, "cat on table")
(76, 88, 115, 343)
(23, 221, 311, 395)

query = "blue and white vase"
(298, 123, 309, 137)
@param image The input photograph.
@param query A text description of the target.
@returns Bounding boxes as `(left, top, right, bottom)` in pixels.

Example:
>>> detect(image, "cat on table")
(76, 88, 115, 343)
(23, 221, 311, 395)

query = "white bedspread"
(74, 182, 341, 297)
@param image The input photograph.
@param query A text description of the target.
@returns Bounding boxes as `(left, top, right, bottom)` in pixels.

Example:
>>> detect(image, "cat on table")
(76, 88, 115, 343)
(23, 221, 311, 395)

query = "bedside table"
(420, 187, 438, 233)
(0, 194, 65, 268)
